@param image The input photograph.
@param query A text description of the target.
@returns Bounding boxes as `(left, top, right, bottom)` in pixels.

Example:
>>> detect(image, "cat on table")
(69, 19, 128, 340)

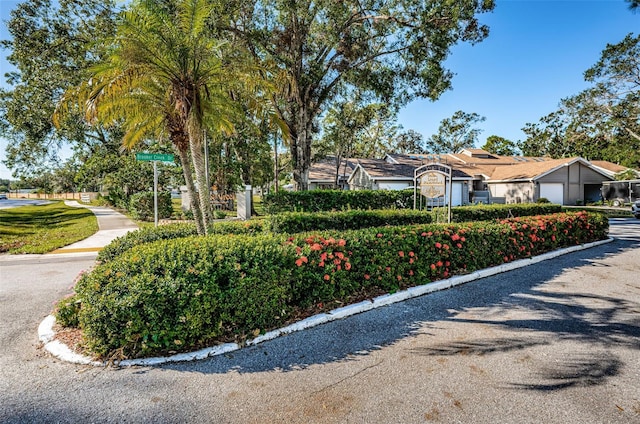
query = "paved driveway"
(0, 219, 639, 423)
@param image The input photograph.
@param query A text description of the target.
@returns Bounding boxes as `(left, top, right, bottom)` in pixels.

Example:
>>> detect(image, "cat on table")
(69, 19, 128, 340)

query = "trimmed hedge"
(263, 189, 414, 213)
(98, 204, 570, 263)
(97, 220, 265, 263)
(265, 209, 432, 233)
(447, 203, 562, 222)
(59, 211, 608, 359)
(129, 191, 173, 221)
(97, 223, 198, 263)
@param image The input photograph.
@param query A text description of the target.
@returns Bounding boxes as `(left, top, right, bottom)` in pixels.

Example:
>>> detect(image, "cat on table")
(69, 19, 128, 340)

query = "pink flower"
(435, 242, 442, 249)
(338, 239, 346, 246)
(398, 251, 405, 257)
(364, 274, 371, 280)
(345, 262, 352, 271)
(310, 243, 322, 251)
(324, 274, 331, 281)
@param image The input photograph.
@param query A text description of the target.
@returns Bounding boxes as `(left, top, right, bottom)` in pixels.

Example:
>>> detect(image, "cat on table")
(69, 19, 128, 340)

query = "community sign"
(420, 171, 446, 198)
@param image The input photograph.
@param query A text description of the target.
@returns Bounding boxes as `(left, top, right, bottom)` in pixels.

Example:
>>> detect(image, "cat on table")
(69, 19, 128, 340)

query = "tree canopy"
(0, 0, 119, 178)
(425, 110, 486, 154)
(520, 33, 640, 168)
(482, 135, 518, 156)
(223, 0, 495, 189)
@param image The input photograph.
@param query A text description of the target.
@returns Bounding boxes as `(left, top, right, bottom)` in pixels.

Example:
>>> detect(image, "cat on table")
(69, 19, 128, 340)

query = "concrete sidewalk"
(49, 201, 138, 254)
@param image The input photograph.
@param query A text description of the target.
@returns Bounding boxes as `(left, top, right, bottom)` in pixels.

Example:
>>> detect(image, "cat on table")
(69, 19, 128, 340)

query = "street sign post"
(135, 153, 175, 226)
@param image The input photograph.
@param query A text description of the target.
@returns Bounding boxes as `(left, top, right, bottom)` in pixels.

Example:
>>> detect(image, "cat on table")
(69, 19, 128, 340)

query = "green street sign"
(135, 153, 175, 162)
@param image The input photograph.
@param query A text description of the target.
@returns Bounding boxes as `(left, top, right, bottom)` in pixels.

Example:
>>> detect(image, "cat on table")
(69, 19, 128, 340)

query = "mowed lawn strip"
(0, 201, 99, 254)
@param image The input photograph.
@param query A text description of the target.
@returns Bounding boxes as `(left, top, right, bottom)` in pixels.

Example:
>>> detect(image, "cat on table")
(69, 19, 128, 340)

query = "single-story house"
(308, 148, 626, 206)
(483, 157, 612, 205)
(347, 158, 473, 206)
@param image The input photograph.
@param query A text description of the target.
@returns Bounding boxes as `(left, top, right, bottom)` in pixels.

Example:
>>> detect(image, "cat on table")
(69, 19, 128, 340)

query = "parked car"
(632, 199, 640, 219)
(0, 193, 7, 200)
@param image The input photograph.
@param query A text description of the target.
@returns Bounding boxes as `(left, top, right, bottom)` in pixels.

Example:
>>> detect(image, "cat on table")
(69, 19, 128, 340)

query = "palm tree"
(58, 0, 241, 234)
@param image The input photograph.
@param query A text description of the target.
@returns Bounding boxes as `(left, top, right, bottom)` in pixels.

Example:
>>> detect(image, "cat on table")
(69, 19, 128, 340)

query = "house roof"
(352, 159, 417, 180)
(487, 157, 611, 182)
(447, 152, 554, 166)
(309, 158, 356, 182)
(589, 160, 631, 177)
(353, 158, 472, 181)
(312, 152, 621, 185)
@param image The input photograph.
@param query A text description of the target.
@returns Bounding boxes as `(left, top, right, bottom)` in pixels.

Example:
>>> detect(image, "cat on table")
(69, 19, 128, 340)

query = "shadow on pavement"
(158, 233, 640, 393)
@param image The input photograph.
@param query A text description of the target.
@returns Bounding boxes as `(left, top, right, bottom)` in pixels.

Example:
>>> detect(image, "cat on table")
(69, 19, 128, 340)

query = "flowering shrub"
(59, 211, 608, 359)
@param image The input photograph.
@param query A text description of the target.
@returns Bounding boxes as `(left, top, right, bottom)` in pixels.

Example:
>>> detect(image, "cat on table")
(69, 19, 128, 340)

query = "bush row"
(99, 204, 568, 262)
(97, 220, 264, 263)
(263, 189, 414, 213)
(59, 211, 608, 359)
(128, 192, 173, 221)
(264, 209, 432, 233)
(447, 203, 562, 222)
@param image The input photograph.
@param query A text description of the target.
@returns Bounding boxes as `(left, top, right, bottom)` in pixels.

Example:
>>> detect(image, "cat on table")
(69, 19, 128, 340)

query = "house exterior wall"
(536, 163, 610, 205)
(488, 182, 534, 204)
(377, 181, 413, 190)
(349, 168, 374, 190)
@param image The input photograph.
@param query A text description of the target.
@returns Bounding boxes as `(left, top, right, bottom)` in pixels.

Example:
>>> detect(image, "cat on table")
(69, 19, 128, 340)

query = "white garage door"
(540, 183, 564, 205)
(451, 182, 463, 206)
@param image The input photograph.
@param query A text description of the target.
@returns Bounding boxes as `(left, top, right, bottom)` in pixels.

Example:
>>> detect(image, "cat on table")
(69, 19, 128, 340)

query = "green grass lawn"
(0, 201, 99, 254)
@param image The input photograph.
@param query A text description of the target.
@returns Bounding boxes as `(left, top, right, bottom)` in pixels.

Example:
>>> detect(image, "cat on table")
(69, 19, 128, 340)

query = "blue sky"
(0, 0, 638, 179)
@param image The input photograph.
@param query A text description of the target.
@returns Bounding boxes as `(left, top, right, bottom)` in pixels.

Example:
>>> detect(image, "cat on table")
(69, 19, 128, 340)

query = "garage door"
(540, 183, 564, 205)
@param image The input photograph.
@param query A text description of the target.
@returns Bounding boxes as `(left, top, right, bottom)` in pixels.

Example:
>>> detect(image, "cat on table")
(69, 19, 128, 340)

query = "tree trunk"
(176, 146, 205, 235)
(291, 104, 313, 191)
(190, 134, 214, 232)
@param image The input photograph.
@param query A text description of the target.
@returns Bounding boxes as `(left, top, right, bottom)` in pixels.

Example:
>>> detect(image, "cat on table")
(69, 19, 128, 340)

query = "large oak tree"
(223, 0, 495, 189)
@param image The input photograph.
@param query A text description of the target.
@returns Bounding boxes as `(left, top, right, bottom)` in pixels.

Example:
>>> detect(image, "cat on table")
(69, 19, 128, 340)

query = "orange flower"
(324, 274, 331, 281)
(310, 243, 322, 251)
(398, 251, 405, 257)
(364, 274, 371, 280)
(345, 262, 352, 271)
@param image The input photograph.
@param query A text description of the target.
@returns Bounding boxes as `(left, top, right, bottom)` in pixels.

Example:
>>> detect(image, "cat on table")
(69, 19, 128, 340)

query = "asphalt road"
(0, 199, 52, 209)
(0, 219, 639, 423)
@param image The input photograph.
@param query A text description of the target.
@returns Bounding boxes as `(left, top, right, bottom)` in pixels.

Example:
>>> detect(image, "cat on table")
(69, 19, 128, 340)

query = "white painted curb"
(39, 237, 614, 367)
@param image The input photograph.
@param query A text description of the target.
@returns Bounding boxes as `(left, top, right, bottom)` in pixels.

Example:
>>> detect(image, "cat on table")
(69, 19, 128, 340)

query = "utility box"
(236, 185, 252, 220)
(180, 185, 190, 210)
